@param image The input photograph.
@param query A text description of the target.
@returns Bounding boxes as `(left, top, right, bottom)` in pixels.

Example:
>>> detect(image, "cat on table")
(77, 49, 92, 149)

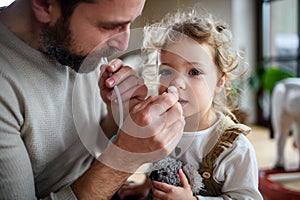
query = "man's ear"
(31, 0, 57, 24)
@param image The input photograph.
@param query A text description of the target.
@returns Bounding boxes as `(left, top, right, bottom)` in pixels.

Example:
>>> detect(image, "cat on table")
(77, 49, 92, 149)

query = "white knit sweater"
(0, 21, 107, 199)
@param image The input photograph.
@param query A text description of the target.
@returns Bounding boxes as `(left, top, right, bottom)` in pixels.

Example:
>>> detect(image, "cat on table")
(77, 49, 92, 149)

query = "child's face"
(158, 37, 225, 130)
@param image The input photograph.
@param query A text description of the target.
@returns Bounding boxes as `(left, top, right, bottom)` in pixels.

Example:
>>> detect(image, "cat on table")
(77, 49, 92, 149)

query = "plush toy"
(149, 157, 204, 194)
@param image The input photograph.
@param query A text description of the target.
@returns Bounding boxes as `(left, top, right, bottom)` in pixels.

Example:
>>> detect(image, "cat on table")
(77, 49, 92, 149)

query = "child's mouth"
(178, 98, 188, 106)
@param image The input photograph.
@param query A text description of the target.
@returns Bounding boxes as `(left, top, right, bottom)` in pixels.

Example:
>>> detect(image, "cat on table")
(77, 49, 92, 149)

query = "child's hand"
(152, 169, 197, 200)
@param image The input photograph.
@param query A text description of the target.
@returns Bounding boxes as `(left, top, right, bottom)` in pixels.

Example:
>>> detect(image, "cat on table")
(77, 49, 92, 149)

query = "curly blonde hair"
(142, 7, 247, 116)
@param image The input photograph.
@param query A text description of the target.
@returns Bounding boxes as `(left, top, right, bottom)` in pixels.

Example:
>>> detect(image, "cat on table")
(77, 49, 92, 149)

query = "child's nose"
(170, 75, 186, 90)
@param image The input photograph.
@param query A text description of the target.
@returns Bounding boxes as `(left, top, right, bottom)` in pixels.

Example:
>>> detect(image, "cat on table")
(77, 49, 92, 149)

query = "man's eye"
(102, 25, 118, 30)
(101, 23, 130, 31)
(189, 68, 201, 76)
(159, 69, 172, 76)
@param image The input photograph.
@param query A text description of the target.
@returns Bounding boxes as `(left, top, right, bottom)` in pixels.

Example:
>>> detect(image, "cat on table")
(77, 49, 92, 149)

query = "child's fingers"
(152, 181, 172, 193)
(178, 168, 190, 188)
(152, 184, 168, 200)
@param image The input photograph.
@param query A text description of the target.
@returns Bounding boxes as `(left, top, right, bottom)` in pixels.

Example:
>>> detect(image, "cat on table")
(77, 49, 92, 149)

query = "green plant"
(249, 64, 294, 94)
(262, 67, 294, 93)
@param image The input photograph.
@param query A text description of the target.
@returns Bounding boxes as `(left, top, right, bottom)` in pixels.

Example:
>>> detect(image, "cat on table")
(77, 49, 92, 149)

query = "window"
(256, 0, 299, 129)
(263, 0, 299, 75)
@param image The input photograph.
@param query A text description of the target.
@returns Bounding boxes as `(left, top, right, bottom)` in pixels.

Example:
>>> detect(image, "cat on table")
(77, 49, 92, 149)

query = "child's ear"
(31, 0, 58, 24)
(215, 74, 226, 93)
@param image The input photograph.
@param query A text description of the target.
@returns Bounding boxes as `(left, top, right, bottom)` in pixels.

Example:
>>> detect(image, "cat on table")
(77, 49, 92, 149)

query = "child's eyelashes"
(188, 68, 202, 76)
(159, 68, 203, 77)
(159, 69, 172, 76)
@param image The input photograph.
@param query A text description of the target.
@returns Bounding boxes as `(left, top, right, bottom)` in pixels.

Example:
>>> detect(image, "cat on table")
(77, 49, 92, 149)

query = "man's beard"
(40, 17, 118, 72)
(40, 16, 86, 72)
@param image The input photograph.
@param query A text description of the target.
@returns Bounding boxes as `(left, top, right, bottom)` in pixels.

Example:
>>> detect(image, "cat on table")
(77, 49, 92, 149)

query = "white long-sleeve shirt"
(169, 114, 263, 200)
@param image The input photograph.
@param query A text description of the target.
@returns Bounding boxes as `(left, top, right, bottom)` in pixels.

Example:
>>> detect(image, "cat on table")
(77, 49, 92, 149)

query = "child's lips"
(178, 98, 188, 106)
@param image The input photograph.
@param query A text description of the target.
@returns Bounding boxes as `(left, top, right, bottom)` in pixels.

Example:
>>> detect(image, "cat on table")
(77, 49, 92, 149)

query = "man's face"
(41, 0, 145, 71)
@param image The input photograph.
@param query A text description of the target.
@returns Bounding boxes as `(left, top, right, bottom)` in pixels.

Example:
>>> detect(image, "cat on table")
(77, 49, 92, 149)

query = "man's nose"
(107, 25, 130, 51)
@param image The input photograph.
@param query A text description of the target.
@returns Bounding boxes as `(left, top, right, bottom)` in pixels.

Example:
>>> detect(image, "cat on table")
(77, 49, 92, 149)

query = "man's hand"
(98, 57, 185, 172)
(99, 86, 185, 172)
(98, 58, 148, 139)
(99, 58, 147, 115)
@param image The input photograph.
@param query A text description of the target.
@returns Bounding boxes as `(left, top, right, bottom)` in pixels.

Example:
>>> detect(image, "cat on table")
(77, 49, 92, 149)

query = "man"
(0, 0, 185, 199)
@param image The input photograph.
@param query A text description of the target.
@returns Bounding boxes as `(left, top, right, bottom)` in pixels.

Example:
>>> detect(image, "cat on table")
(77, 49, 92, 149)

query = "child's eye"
(159, 69, 172, 76)
(188, 68, 201, 76)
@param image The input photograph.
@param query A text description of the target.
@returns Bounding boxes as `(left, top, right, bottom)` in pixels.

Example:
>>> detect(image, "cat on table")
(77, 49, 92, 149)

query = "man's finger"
(106, 65, 138, 88)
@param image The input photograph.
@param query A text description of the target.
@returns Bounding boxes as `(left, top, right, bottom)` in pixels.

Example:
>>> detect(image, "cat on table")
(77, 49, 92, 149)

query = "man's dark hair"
(59, 0, 97, 20)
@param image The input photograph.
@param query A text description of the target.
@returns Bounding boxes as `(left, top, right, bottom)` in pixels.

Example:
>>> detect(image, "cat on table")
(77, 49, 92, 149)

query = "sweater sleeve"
(0, 72, 37, 199)
(0, 73, 80, 200)
(195, 135, 263, 200)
